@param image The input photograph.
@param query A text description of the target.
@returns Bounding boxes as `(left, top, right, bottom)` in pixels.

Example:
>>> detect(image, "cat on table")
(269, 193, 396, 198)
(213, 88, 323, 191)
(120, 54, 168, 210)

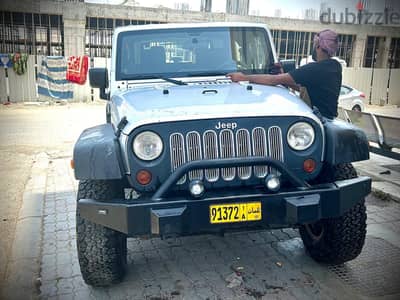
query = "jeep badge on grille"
(215, 121, 238, 130)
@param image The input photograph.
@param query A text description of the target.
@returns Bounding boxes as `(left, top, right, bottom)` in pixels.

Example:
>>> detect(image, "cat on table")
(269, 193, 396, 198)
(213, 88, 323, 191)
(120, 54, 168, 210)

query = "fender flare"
(73, 124, 124, 180)
(324, 119, 369, 165)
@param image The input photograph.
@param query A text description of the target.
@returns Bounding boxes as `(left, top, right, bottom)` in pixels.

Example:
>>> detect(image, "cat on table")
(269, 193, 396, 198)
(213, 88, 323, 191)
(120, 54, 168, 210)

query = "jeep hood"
(113, 83, 320, 135)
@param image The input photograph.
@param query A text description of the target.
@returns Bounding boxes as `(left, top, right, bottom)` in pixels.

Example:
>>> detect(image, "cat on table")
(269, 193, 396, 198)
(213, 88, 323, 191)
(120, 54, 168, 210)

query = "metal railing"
(338, 107, 400, 160)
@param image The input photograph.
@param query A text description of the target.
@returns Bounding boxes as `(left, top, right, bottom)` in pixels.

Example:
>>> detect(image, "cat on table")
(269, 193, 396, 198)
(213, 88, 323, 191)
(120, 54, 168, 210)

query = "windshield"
(116, 27, 275, 80)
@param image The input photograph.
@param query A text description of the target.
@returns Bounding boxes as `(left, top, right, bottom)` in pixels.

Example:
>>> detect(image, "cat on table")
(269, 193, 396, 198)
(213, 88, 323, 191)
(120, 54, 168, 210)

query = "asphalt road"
(0, 103, 399, 300)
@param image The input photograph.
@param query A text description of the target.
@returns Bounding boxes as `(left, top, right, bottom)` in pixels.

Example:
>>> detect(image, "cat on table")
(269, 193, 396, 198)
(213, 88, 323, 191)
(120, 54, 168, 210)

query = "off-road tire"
(76, 180, 127, 286)
(300, 163, 367, 264)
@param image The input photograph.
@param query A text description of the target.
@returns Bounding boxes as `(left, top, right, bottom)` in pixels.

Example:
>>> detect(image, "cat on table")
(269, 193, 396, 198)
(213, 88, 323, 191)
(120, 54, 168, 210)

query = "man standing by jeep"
(228, 29, 341, 119)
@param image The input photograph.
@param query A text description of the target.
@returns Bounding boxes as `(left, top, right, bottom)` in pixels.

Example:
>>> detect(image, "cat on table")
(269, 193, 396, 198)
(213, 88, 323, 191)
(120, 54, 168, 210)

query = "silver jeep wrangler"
(73, 22, 371, 286)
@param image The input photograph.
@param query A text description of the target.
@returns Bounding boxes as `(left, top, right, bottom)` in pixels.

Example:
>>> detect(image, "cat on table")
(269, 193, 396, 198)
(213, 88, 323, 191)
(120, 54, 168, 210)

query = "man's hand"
(227, 72, 248, 82)
(227, 72, 299, 91)
(269, 62, 284, 75)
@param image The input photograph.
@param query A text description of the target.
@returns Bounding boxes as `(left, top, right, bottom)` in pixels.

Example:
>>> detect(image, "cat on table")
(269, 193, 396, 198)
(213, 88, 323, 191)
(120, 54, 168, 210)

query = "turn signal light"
(70, 160, 75, 169)
(136, 170, 152, 185)
(303, 159, 316, 173)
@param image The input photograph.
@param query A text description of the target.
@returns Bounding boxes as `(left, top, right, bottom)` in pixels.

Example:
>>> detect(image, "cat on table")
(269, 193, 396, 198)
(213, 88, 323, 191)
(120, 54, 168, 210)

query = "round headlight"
(287, 122, 315, 151)
(133, 131, 163, 161)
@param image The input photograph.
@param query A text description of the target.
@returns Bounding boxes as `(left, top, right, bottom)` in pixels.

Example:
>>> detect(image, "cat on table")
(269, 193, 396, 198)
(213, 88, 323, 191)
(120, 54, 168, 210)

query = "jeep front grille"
(236, 129, 252, 180)
(220, 129, 236, 181)
(252, 127, 268, 178)
(186, 131, 203, 181)
(170, 133, 186, 184)
(203, 130, 219, 182)
(268, 126, 284, 175)
(169, 126, 284, 184)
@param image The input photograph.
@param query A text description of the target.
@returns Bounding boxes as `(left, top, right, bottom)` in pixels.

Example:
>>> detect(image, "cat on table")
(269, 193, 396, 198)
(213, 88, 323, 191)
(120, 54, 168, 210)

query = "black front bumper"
(77, 157, 371, 237)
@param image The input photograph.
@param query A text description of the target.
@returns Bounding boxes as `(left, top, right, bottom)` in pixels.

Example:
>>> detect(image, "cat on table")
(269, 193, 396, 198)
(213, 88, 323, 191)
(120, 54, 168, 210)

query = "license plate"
(209, 202, 262, 224)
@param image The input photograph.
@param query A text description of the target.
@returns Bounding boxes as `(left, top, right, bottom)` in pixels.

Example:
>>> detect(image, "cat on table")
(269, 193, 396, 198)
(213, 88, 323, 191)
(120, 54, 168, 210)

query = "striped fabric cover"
(37, 56, 73, 99)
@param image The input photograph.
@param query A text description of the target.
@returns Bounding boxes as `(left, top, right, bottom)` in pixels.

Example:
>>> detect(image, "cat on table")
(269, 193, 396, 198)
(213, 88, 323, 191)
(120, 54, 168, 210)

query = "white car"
(300, 55, 347, 68)
(339, 84, 366, 112)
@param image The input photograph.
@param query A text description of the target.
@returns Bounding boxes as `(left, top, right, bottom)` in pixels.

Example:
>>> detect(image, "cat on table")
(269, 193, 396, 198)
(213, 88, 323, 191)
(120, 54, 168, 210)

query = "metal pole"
(369, 49, 377, 105)
(387, 49, 394, 105)
(1, 53, 12, 104)
(4, 66, 10, 104)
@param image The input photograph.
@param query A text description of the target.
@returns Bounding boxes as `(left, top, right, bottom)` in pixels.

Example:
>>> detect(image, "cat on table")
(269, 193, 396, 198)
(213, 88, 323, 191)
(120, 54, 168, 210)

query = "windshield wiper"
(126, 75, 188, 85)
(189, 71, 230, 77)
(159, 77, 187, 85)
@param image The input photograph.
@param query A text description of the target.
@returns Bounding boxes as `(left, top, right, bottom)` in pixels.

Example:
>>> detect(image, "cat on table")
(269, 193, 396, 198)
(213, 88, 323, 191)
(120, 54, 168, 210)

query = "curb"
(2, 153, 48, 300)
(23, 101, 50, 107)
(354, 155, 400, 203)
(371, 181, 400, 203)
(354, 172, 400, 203)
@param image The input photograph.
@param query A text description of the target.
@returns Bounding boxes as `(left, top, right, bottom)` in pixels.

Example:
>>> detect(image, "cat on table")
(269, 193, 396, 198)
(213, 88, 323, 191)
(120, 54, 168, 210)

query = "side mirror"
(280, 59, 296, 73)
(89, 68, 109, 100)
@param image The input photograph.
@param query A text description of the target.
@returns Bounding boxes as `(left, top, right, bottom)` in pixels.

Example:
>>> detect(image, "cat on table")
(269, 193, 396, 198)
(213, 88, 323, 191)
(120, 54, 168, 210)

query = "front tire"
(300, 163, 367, 264)
(76, 180, 127, 286)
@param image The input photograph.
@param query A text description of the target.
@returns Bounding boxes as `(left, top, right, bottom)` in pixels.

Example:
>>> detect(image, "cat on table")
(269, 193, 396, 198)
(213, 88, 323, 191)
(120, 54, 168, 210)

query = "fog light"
(136, 170, 152, 185)
(265, 174, 281, 192)
(303, 159, 316, 173)
(189, 180, 205, 198)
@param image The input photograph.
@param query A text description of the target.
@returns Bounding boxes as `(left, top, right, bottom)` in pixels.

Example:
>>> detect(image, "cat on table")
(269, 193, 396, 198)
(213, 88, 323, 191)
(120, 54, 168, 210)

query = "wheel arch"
(323, 119, 369, 165)
(351, 104, 362, 111)
(73, 124, 124, 180)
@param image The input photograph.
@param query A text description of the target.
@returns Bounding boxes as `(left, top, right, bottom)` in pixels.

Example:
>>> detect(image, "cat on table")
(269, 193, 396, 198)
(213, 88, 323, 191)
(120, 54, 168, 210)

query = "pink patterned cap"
(314, 29, 339, 57)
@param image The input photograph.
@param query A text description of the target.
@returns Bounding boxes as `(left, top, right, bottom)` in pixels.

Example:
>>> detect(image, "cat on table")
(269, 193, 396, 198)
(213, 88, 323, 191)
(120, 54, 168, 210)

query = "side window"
(340, 86, 351, 95)
(230, 28, 273, 72)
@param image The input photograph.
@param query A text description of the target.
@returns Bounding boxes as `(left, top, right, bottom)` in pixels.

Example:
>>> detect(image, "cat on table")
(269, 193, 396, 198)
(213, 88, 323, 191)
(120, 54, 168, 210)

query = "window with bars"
(364, 36, 380, 68)
(270, 29, 355, 66)
(0, 11, 63, 55)
(85, 17, 164, 58)
(389, 38, 400, 68)
(271, 30, 315, 64)
(337, 34, 355, 66)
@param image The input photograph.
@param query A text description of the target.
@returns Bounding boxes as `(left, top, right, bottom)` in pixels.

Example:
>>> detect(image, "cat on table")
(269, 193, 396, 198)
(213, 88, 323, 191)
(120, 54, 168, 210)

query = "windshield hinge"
(116, 116, 128, 138)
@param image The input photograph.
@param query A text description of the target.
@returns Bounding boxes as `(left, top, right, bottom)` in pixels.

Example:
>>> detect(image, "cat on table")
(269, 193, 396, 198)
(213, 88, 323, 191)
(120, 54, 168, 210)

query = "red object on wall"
(356, 1, 364, 12)
(67, 56, 89, 85)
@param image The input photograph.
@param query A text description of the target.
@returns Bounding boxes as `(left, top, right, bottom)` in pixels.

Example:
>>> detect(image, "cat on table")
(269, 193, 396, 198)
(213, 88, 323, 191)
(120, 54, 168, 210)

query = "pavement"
(2, 152, 399, 300)
(1, 103, 400, 300)
(354, 153, 400, 203)
(364, 105, 400, 118)
(2, 153, 48, 300)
